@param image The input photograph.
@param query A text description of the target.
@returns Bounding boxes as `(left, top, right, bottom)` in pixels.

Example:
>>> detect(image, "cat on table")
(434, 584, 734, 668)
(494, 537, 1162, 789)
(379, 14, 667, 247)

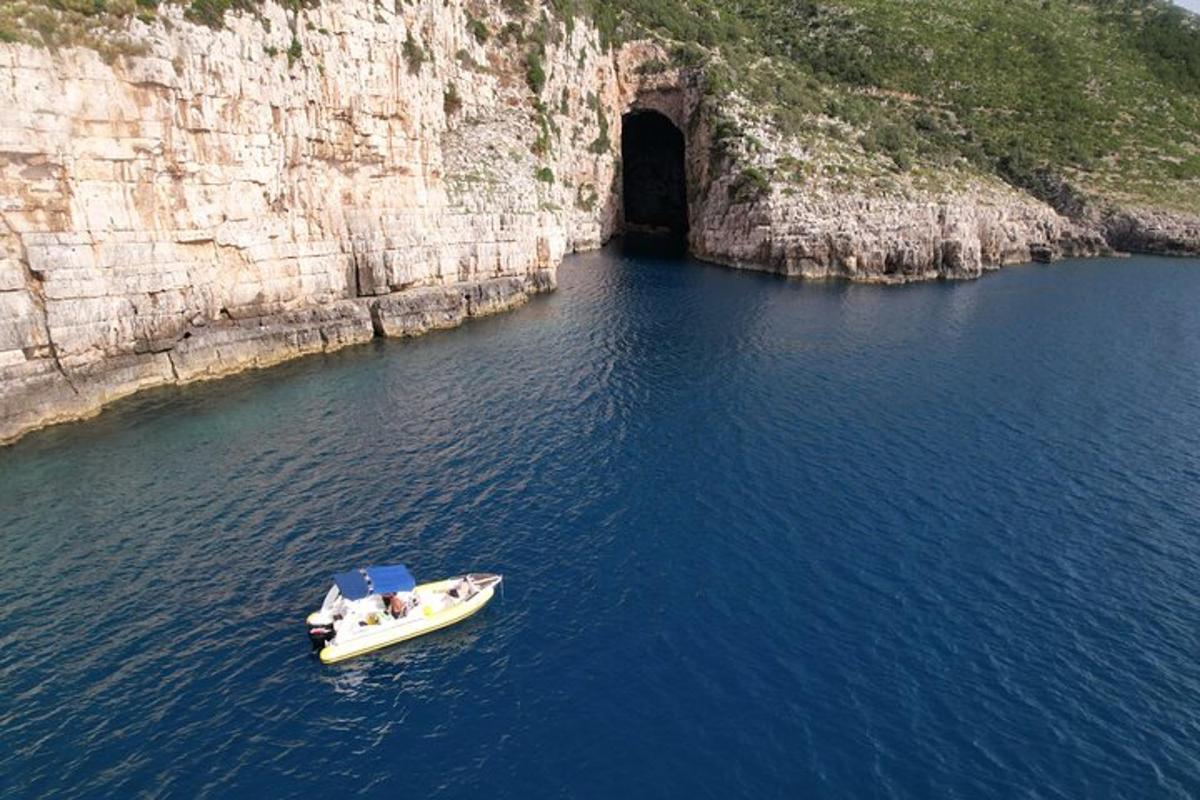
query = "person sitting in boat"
(384, 593, 407, 619)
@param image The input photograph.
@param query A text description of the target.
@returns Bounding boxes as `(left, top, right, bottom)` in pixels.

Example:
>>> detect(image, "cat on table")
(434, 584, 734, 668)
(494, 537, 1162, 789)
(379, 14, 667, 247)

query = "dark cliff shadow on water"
(614, 231, 689, 263)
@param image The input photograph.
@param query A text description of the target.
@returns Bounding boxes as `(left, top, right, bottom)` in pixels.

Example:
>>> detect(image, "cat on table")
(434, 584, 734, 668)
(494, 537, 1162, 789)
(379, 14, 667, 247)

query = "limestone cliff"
(0, 0, 620, 444)
(1, 2, 1197, 445)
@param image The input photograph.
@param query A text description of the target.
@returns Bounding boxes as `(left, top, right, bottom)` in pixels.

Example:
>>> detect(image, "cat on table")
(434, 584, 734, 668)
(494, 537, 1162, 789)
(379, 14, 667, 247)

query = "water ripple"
(1, 247, 1200, 798)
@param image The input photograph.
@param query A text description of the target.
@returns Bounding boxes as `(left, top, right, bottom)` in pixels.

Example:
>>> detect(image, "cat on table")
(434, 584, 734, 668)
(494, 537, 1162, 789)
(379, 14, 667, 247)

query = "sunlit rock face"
(0, 0, 626, 443)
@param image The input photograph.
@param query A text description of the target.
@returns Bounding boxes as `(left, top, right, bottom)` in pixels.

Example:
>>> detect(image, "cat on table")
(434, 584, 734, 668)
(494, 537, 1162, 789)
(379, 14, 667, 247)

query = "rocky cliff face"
(1, 3, 1197, 444)
(0, 0, 621, 443)
(607, 49, 1159, 284)
(1102, 206, 1200, 257)
(693, 176, 1112, 282)
(683, 100, 1116, 282)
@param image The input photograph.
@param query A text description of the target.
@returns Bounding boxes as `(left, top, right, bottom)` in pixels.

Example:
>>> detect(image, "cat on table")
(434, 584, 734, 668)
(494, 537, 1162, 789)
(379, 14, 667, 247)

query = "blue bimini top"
(332, 564, 417, 600)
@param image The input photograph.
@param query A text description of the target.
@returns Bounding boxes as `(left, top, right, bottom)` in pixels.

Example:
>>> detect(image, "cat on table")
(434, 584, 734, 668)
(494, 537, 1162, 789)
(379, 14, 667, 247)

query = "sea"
(2, 240, 1199, 798)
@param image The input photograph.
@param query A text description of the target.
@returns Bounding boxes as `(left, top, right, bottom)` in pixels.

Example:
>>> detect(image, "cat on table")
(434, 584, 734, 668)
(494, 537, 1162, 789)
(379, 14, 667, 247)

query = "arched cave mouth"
(621, 110, 688, 236)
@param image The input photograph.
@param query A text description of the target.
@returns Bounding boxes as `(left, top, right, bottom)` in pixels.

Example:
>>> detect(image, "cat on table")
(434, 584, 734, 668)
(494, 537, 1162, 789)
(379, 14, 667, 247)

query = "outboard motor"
(308, 623, 336, 653)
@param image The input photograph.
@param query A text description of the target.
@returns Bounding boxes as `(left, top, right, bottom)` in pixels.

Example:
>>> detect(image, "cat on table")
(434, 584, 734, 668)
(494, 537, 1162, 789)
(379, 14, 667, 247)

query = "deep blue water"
(3, 242, 1200, 798)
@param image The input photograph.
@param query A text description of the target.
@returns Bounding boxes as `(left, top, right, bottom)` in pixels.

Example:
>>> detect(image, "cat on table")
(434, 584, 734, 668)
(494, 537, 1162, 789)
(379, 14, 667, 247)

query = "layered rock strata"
(0, 0, 616, 444)
(691, 180, 1114, 283)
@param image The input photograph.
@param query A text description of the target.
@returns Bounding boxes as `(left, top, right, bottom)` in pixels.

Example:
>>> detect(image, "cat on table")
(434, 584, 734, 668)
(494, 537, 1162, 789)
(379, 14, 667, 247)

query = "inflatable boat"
(306, 564, 502, 664)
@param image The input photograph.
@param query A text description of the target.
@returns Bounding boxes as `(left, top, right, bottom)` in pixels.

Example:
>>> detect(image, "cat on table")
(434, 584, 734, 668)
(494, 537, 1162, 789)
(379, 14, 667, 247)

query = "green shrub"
(466, 14, 488, 43)
(861, 123, 914, 171)
(670, 43, 705, 68)
(535, 166, 555, 183)
(588, 106, 610, 154)
(107, 0, 138, 16)
(56, 0, 103, 15)
(709, 117, 741, 163)
(775, 155, 809, 184)
(403, 31, 424, 74)
(701, 62, 733, 99)
(455, 48, 480, 69)
(495, 21, 521, 44)
(526, 50, 545, 94)
(287, 35, 301, 66)
(531, 104, 554, 156)
(1134, 5, 1200, 95)
(526, 14, 550, 49)
(996, 144, 1038, 189)
(636, 58, 668, 76)
(547, 0, 577, 36)
(185, 0, 232, 28)
(728, 166, 770, 203)
(591, 3, 618, 50)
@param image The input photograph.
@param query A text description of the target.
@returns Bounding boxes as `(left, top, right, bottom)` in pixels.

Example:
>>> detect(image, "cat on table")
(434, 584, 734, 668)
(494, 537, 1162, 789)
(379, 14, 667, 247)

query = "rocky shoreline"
(1102, 207, 1200, 258)
(2, 272, 553, 445)
(691, 185, 1114, 283)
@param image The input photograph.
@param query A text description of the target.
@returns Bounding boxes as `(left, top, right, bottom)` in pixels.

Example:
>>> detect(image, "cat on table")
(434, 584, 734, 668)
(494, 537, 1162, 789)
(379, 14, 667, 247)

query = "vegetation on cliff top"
(1, 0, 1197, 211)
(585, 0, 1200, 211)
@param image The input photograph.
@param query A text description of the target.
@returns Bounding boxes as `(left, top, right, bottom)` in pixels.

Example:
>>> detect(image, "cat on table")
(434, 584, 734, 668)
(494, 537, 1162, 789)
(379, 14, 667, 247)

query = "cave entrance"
(621, 110, 688, 236)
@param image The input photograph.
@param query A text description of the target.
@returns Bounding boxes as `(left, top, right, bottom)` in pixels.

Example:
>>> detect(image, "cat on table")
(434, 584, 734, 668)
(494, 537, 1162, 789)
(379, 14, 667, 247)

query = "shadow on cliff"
(621, 110, 689, 236)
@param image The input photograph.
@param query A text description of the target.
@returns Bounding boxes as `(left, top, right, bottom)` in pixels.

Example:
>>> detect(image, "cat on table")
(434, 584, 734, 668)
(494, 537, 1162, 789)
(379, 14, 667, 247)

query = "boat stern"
(308, 620, 336, 653)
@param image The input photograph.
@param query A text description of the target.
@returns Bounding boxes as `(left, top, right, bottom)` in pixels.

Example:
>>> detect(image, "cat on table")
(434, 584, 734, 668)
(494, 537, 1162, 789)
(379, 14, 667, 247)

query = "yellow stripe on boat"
(318, 584, 497, 664)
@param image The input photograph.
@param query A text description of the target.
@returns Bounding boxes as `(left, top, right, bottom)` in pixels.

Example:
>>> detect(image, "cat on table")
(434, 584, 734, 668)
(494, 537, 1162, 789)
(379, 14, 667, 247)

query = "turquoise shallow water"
(2, 242, 1200, 798)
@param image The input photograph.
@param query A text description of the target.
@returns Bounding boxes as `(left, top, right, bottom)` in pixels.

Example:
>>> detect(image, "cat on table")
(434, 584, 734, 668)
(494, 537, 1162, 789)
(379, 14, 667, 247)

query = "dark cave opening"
(621, 110, 688, 236)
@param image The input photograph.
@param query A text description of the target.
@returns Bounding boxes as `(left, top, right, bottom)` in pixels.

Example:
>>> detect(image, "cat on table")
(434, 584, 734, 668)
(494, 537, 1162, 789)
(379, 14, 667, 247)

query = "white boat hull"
(307, 573, 501, 664)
